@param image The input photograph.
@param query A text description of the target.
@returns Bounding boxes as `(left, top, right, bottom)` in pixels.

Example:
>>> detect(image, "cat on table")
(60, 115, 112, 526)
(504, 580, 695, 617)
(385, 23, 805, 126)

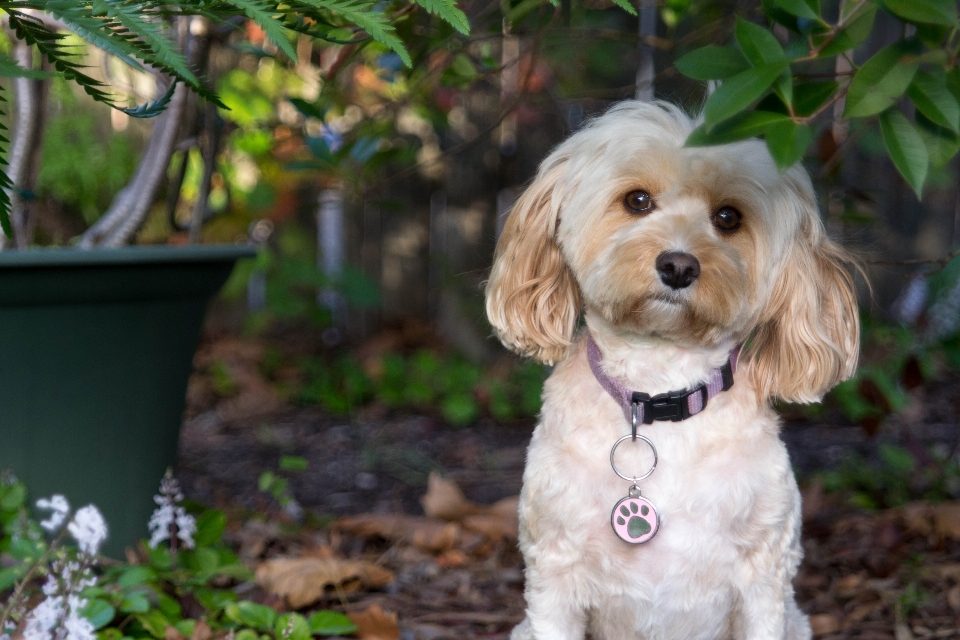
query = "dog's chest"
(520, 406, 793, 611)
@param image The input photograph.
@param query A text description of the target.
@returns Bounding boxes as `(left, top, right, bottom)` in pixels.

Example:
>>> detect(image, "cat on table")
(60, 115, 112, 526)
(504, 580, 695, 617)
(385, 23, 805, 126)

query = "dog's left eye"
(623, 190, 654, 214)
(712, 207, 742, 233)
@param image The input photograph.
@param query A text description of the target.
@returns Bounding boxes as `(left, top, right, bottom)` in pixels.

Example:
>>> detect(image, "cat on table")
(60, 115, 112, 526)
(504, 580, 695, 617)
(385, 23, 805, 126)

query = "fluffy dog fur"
(485, 101, 860, 640)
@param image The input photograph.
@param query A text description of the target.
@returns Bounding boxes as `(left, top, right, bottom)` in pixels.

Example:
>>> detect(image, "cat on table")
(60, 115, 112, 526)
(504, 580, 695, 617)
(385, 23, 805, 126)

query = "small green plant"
(210, 360, 240, 397)
(820, 443, 960, 509)
(0, 470, 357, 639)
(259, 455, 308, 518)
(298, 349, 547, 426)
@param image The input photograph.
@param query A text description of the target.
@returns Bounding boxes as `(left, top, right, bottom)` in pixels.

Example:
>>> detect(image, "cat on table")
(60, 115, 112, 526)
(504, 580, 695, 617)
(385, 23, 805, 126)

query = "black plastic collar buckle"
(632, 387, 705, 424)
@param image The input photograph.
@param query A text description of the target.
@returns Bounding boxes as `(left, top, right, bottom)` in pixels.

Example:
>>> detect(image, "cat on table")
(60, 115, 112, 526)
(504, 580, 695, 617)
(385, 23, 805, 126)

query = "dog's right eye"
(623, 190, 654, 214)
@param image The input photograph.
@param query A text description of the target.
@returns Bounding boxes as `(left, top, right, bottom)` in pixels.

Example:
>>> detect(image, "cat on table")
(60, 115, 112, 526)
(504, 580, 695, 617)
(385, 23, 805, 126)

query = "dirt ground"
(177, 336, 960, 640)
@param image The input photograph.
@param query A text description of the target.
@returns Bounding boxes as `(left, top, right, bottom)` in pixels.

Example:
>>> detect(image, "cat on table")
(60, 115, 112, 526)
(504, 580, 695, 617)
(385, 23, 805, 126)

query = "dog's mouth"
(651, 292, 687, 306)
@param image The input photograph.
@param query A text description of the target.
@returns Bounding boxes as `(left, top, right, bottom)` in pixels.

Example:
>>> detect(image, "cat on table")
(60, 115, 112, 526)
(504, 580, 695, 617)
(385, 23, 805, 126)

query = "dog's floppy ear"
(746, 173, 861, 403)
(485, 163, 581, 365)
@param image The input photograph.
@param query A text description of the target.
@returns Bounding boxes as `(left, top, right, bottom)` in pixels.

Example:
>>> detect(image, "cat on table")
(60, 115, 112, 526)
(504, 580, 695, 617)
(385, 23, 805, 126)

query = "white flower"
(36, 495, 70, 532)
(147, 469, 196, 549)
(62, 595, 96, 640)
(175, 509, 197, 549)
(67, 506, 108, 556)
(22, 590, 63, 640)
(148, 502, 174, 548)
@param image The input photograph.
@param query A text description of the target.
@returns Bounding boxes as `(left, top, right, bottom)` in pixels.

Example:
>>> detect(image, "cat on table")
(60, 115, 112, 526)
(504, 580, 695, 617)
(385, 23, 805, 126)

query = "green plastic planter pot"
(0, 245, 255, 556)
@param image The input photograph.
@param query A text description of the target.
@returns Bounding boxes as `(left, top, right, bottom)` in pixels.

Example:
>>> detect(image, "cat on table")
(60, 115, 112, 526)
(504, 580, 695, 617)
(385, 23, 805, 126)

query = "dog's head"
(485, 100, 860, 403)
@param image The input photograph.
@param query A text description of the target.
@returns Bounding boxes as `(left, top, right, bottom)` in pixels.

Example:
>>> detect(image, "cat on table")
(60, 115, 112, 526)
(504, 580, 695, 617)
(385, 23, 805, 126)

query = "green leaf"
(120, 80, 178, 119)
(817, 4, 878, 57)
(675, 46, 749, 80)
(0, 53, 52, 79)
(225, 601, 278, 631)
(686, 111, 791, 146)
(116, 566, 156, 588)
(608, 0, 639, 15)
(946, 66, 960, 104)
(764, 119, 812, 170)
(80, 599, 116, 630)
(879, 108, 929, 198)
(793, 81, 838, 116)
(136, 610, 170, 640)
(882, 0, 958, 26)
(8, 537, 43, 563)
(774, 0, 820, 20)
(297, 0, 412, 67)
(310, 611, 359, 636)
(843, 40, 920, 118)
(411, 0, 471, 34)
(735, 18, 787, 65)
(0, 483, 26, 510)
(703, 61, 788, 127)
(0, 566, 24, 591)
(774, 67, 793, 107)
(275, 613, 313, 640)
(227, 0, 300, 61)
(85, 0, 200, 87)
(120, 590, 151, 614)
(845, 1, 879, 42)
(194, 509, 226, 546)
(279, 455, 308, 471)
(916, 112, 960, 168)
(908, 70, 960, 131)
(762, 0, 802, 31)
(7, 11, 117, 108)
(506, 0, 543, 24)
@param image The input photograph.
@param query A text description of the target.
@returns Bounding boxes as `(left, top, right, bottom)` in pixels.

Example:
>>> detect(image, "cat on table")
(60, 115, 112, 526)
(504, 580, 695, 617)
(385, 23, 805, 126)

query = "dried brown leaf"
(809, 613, 840, 636)
(164, 628, 186, 640)
(256, 557, 395, 608)
(833, 573, 864, 598)
(336, 514, 460, 553)
(191, 620, 212, 640)
(421, 472, 481, 521)
(932, 502, 960, 539)
(948, 584, 960, 611)
(348, 604, 401, 640)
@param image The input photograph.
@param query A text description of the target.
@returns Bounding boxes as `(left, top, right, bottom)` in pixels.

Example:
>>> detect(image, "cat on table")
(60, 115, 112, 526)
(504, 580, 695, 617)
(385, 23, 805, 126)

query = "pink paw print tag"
(611, 490, 660, 544)
(609, 433, 660, 544)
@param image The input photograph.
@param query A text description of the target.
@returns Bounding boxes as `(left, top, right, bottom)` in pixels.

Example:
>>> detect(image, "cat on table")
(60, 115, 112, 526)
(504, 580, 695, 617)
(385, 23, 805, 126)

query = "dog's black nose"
(656, 251, 700, 289)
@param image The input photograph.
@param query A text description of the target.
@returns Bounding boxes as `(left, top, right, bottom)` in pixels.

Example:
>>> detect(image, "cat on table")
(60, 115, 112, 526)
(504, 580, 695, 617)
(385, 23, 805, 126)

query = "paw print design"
(611, 496, 660, 544)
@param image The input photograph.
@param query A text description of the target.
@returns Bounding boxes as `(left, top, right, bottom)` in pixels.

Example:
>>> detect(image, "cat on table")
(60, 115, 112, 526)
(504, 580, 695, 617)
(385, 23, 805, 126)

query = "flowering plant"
(0, 472, 357, 640)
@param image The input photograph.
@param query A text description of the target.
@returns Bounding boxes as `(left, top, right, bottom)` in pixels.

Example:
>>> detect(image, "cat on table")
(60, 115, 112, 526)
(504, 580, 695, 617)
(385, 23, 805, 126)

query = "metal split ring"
(609, 433, 658, 483)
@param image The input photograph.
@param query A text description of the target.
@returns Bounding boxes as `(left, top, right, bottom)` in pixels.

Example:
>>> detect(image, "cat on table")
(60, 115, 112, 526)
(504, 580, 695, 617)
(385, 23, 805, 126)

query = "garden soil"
(178, 334, 960, 640)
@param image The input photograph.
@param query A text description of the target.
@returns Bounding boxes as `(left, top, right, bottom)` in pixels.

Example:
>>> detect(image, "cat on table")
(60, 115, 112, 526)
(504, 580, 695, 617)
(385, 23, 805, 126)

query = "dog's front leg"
(734, 577, 789, 640)
(515, 568, 588, 640)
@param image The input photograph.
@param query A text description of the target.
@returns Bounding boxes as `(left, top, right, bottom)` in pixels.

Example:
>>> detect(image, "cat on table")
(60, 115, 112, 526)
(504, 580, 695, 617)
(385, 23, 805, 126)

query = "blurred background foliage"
(7, 0, 960, 439)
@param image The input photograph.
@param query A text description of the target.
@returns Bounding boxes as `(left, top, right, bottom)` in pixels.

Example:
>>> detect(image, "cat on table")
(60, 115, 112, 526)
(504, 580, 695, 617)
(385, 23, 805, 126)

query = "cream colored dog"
(485, 101, 859, 640)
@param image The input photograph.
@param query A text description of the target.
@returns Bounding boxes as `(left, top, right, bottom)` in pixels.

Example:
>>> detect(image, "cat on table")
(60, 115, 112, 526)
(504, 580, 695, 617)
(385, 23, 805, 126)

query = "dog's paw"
(611, 496, 659, 543)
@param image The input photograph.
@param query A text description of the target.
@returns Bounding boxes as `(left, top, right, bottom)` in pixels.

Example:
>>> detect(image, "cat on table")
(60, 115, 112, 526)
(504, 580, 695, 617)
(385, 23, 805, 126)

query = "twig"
(370, 30, 545, 192)
(870, 246, 960, 275)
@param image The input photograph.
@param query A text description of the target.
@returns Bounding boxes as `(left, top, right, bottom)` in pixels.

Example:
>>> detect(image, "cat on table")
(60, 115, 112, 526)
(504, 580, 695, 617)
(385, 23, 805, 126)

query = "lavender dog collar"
(587, 334, 740, 426)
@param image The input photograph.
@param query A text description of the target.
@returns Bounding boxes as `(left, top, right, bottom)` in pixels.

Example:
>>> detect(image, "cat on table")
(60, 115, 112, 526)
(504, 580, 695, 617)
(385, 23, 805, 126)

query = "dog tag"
(611, 486, 659, 544)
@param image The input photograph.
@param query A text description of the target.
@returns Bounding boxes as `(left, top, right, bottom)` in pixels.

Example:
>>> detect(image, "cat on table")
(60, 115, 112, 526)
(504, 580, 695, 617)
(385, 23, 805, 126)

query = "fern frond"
(280, 13, 371, 45)
(0, 54, 54, 79)
(0, 86, 14, 237)
(7, 10, 117, 107)
(411, 0, 470, 35)
(37, 1, 145, 69)
(88, 0, 200, 86)
(295, 0, 411, 66)
(224, 0, 299, 62)
(120, 78, 177, 117)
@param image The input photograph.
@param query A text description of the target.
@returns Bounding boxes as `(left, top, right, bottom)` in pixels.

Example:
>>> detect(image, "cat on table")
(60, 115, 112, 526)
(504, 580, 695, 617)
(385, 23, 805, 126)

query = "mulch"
(177, 336, 960, 639)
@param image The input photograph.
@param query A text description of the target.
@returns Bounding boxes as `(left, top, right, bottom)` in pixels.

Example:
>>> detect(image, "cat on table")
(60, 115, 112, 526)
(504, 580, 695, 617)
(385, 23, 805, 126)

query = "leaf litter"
(179, 335, 960, 639)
